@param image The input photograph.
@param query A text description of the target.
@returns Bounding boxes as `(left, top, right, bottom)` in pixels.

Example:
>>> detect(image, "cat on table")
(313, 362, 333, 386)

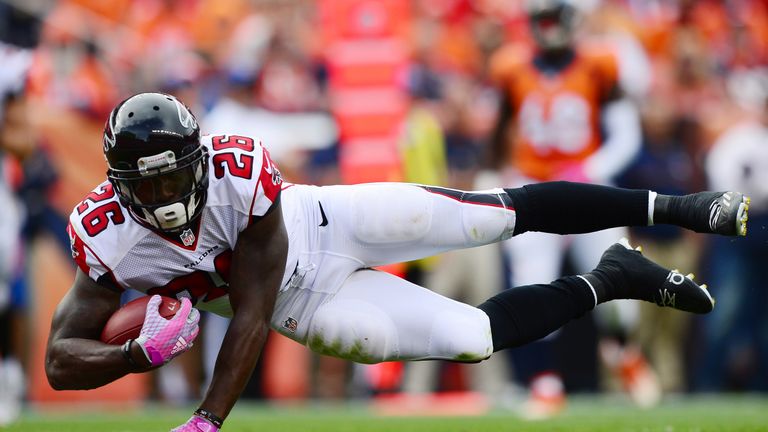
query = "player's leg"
(452, 244, 510, 396)
(503, 231, 563, 363)
(571, 229, 640, 337)
(316, 183, 516, 267)
(303, 238, 714, 366)
(478, 238, 715, 354)
(503, 230, 567, 415)
(506, 182, 748, 237)
(306, 269, 493, 363)
(400, 251, 467, 394)
(401, 244, 510, 396)
(505, 231, 563, 286)
(316, 182, 748, 269)
(572, 230, 662, 407)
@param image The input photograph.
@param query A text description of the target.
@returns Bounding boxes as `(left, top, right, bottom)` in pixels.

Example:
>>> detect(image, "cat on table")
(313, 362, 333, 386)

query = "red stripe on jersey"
(250, 144, 283, 217)
(67, 222, 90, 275)
(84, 242, 124, 292)
(422, 186, 515, 210)
(67, 222, 124, 291)
(259, 145, 282, 202)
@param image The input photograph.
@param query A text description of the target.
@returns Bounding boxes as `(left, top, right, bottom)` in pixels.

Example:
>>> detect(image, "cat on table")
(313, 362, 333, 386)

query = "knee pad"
(308, 299, 397, 364)
(351, 185, 433, 244)
(429, 307, 493, 362)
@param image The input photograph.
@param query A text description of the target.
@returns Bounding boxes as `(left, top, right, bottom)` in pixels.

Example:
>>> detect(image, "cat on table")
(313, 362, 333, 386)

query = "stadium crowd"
(1, 0, 767, 425)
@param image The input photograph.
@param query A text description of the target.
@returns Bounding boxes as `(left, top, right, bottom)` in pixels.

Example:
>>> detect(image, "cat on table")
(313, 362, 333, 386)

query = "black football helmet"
(526, 0, 576, 52)
(104, 92, 208, 233)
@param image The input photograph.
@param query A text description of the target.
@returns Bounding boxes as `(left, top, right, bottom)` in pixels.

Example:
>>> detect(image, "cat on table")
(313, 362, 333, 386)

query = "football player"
(488, 0, 646, 415)
(0, 37, 34, 427)
(46, 92, 748, 431)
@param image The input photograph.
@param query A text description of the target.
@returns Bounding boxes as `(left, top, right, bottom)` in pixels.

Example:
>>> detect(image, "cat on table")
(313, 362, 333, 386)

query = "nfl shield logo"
(180, 228, 195, 246)
(69, 237, 79, 259)
(282, 317, 298, 333)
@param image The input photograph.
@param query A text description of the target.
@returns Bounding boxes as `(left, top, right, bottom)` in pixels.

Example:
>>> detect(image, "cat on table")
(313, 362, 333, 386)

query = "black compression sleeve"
(477, 276, 595, 351)
(506, 181, 649, 236)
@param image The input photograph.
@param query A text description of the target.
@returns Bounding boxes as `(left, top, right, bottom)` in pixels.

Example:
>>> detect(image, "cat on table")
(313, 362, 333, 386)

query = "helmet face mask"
(104, 92, 208, 234)
(109, 147, 208, 231)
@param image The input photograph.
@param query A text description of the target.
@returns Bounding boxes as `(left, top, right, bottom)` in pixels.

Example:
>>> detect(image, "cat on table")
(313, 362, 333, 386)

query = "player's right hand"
(135, 295, 200, 367)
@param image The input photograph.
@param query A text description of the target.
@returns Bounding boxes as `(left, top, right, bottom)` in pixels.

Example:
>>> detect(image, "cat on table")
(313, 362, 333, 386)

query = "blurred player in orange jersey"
(489, 0, 647, 418)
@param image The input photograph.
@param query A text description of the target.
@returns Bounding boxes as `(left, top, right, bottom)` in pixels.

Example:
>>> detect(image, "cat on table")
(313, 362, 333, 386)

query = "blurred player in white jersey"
(0, 31, 35, 427)
(45, 92, 748, 431)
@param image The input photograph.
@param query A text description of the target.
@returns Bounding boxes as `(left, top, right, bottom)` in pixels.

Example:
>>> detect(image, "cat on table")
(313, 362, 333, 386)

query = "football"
(100, 295, 180, 345)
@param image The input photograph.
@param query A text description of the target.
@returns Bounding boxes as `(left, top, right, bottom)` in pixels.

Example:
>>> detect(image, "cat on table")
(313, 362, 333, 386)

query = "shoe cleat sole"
(737, 196, 750, 236)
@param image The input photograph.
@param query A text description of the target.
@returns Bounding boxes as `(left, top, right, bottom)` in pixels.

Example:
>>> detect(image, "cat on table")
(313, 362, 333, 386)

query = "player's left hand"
(171, 415, 220, 432)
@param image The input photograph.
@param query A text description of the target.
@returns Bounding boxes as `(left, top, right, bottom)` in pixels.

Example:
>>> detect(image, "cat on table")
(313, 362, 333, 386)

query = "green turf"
(7, 395, 768, 432)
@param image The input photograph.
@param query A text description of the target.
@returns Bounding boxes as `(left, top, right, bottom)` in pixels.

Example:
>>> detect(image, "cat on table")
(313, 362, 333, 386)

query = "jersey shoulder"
(202, 133, 283, 218)
(67, 181, 147, 290)
(488, 43, 534, 85)
(578, 41, 620, 82)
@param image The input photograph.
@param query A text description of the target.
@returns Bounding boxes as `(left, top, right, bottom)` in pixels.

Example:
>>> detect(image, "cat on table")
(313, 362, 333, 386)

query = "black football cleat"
(685, 191, 749, 236)
(595, 239, 715, 314)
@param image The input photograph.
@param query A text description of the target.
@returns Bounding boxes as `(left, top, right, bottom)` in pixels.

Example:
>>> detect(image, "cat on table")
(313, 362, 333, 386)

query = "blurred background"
(0, 0, 767, 425)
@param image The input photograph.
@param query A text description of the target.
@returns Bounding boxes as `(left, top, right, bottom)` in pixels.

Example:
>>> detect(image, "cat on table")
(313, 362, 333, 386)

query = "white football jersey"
(0, 42, 31, 309)
(68, 134, 295, 317)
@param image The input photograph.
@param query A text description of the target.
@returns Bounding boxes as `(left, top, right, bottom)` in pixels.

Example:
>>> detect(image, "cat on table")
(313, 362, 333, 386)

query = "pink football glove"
(171, 415, 219, 432)
(135, 295, 199, 367)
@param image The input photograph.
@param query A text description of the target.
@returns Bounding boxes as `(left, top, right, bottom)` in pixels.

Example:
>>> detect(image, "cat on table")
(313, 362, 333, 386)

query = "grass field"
(6, 395, 768, 432)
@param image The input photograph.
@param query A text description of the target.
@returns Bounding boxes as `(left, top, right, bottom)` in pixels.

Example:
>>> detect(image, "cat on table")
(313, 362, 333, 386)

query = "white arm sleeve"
(584, 98, 641, 183)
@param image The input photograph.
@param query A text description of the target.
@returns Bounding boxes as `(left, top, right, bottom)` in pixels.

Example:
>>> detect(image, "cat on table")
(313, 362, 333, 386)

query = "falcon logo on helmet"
(103, 92, 209, 234)
(103, 129, 116, 152)
(174, 98, 198, 130)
